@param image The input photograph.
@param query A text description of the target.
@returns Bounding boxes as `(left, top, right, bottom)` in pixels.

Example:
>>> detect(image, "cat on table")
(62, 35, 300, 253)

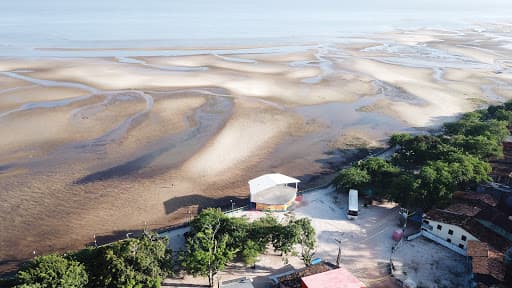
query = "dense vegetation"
(180, 208, 316, 287)
(11, 232, 172, 288)
(333, 103, 512, 209)
(8, 209, 315, 288)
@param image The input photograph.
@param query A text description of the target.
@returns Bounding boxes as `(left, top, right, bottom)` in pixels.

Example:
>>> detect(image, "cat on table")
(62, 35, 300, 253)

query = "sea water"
(1, 0, 512, 57)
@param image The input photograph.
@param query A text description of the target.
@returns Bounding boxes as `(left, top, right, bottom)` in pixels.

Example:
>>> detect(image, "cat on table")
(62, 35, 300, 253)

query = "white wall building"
(421, 218, 478, 256)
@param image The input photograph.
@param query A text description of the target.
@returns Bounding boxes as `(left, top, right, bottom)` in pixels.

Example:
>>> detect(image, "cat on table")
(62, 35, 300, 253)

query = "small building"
(271, 262, 365, 288)
(301, 267, 366, 288)
(421, 209, 479, 255)
(467, 240, 506, 286)
(220, 277, 255, 288)
(248, 173, 300, 211)
(419, 192, 512, 256)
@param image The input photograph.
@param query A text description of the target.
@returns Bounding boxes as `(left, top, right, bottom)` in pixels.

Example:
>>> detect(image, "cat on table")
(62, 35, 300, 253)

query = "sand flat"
(183, 99, 302, 179)
(3, 26, 512, 270)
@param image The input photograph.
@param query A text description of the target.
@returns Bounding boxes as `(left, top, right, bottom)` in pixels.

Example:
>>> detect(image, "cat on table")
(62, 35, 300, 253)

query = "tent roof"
(248, 173, 300, 195)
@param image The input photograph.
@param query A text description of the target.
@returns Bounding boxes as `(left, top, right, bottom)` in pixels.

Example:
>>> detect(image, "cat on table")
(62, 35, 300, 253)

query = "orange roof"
(301, 267, 366, 288)
(467, 241, 506, 282)
(467, 240, 488, 257)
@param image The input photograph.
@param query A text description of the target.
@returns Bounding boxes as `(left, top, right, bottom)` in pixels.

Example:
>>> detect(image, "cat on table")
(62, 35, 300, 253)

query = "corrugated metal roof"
(248, 173, 300, 196)
(220, 277, 254, 288)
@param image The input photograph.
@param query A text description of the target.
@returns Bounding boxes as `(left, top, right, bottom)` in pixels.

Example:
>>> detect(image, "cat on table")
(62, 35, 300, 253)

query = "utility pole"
(334, 233, 345, 267)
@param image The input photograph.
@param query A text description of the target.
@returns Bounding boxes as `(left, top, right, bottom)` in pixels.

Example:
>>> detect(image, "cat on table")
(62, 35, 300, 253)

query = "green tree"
(293, 218, 317, 266)
(15, 254, 88, 288)
(444, 116, 509, 142)
(388, 133, 413, 147)
(332, 167, 370, 192)
(357, 157, 400, 194)
(391, 135, 460, 167)
(415, 161, 455, 209)
(72, 232, 170, 288)
(388, 172, 417, 208)
(181, 216, 235, 287)
(448, 135, 503, 159)
(241, 240, 261, 266)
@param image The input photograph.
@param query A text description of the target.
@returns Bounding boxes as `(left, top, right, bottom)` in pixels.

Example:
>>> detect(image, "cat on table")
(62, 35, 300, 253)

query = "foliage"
(332, 167, 370, 192)
(181, 215, 235, 287)
(72, 232, 171, 288)
(181, 208, 317, 286)
(336, 101, 510, 210)
(390, 135, 460, 167)
(357, 157, 400, 194)
(293, 218, 317, 266)
(444, 114, 509, 142)
(15, 254, 88, 288)
(448, 135, 503, 159)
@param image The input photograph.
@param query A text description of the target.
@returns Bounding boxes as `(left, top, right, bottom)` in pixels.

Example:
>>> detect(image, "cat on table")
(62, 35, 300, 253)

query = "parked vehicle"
(347, 189, 359, 220)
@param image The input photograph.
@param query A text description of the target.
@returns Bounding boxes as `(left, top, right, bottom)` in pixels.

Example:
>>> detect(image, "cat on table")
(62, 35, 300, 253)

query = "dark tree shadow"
(163, 195, 248, 215)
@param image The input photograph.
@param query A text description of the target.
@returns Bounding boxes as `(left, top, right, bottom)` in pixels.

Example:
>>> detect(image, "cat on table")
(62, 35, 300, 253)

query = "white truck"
(347, 189, 359, 220)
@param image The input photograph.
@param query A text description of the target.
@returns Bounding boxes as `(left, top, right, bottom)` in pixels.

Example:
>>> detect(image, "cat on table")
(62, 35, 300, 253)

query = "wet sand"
(2, 25, 512, 272)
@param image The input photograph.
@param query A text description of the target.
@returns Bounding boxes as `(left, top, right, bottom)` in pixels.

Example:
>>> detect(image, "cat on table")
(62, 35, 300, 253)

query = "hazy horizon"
(1, 0, 512, 56)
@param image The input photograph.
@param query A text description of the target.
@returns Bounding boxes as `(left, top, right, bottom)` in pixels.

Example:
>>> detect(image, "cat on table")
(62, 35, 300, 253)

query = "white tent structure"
(248, 173, 300, 210)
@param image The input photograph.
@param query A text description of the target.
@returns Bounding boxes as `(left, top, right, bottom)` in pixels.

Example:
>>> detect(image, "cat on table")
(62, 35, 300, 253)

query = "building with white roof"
(248, 173, 300, 211)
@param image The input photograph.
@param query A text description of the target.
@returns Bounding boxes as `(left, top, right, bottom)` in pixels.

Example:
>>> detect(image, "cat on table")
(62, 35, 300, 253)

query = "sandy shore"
(2, 25, 512, 272)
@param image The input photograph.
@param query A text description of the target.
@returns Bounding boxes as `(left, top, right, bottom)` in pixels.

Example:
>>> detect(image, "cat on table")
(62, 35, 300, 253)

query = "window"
(459, 244, 464, 249)
(461, 235, 467, 241)
(447, 238, 452, 243)
(423, 220, 430, 225)
(448, 229, 454, 235)
(437, 224, 442, 230)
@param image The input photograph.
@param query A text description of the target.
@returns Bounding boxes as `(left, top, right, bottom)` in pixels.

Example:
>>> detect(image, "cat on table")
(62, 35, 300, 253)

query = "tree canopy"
(334, 101, 510, 210)
(71, 232, 171, 288)
(15, 254, 88, 288)
(180, 208, 316, 287)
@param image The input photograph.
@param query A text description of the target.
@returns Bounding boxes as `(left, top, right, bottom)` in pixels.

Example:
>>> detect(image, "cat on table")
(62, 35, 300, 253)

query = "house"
(248, 173, 300, 211)
(467, 240, 506, 286)
(419, 192, 512, 255)
(478, 182, 512, 216)
(270, 262, 366, 288)
(421, 209, 479, 255)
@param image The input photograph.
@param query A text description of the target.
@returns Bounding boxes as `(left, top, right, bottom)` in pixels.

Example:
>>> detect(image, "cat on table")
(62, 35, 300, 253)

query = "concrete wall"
(421, 219, 478, 255)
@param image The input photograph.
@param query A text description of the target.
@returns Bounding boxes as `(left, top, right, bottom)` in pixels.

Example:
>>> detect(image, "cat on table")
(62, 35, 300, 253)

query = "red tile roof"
(469, 242, 506, 282)
(467, 240, 488, 257)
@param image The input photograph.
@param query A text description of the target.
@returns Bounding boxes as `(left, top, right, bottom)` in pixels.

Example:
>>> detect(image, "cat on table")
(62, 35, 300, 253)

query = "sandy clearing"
(224, 187, 467, 287)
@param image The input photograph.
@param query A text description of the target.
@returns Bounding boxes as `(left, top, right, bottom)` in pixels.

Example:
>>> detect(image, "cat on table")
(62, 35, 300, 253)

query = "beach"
(2, 24, 512, 272)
